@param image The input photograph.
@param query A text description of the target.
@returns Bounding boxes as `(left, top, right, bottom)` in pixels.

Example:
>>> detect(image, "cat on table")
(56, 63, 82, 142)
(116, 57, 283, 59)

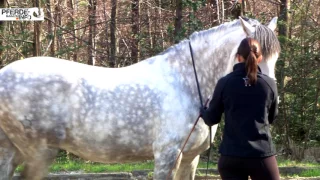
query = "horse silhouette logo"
(243, 77, 251, 87)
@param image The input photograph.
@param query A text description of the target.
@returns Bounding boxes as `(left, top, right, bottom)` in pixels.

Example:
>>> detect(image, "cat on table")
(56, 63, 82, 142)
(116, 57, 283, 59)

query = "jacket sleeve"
(268, 82, 278, 124)
(201, 78, 225, 126)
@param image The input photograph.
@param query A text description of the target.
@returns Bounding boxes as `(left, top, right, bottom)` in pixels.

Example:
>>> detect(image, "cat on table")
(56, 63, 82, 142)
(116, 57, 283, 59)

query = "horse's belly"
(61, 135, 154, 163)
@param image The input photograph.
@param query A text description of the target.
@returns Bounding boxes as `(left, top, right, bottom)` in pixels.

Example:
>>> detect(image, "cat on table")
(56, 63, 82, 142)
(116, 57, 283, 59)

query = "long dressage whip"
(189, 40, 213, 180)
(166, 40, 212, 180)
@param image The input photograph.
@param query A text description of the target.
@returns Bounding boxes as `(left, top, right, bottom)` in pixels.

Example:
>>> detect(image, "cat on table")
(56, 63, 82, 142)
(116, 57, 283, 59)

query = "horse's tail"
(0, 117, 23, 179)
(0, 112, 31, 156)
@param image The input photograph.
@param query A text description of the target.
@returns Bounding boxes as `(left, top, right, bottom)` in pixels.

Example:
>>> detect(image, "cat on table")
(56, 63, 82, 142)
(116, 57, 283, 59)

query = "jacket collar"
(233, 62, 262, 73)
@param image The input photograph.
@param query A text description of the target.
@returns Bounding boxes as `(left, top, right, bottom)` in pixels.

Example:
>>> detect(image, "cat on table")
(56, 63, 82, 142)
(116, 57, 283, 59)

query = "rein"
(166, 40, 212, 180)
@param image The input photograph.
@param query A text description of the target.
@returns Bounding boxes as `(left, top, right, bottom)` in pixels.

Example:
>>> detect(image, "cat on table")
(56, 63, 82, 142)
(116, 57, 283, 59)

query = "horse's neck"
(154, 22, 247, 106)
(189, 27, 246, 103)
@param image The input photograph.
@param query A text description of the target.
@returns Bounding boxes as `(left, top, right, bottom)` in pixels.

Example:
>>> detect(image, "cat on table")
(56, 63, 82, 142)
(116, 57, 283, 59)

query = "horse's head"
(239, 17, 281, 80)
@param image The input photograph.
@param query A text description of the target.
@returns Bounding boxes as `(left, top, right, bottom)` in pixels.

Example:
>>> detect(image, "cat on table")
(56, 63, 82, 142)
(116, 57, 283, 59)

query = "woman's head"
(236, 38, 263, 84)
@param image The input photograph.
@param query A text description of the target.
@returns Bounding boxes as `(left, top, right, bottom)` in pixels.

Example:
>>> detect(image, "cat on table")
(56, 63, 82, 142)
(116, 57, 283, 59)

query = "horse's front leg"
(175, 155, 200, 180)
(153, 142, 182, 180)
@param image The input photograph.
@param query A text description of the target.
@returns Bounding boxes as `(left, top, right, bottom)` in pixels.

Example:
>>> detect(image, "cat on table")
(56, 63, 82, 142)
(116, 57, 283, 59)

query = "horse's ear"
(267, 17, 278, 31)
(239, 17, 255, 37)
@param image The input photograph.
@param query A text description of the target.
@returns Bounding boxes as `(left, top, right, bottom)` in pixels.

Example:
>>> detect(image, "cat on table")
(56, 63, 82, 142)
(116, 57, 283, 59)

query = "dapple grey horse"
(0, 17, 280, 180)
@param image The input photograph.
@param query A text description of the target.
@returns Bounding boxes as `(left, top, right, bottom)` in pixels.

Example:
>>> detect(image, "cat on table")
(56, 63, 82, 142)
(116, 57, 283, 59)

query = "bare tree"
(0, 0, 5, 66)
(110, 0, 117, 67)
(131, 0, 140, 63)
(103, 0, 110, 63)
(155, 0, 164, 50)
(68, 0, 78, 61)
(87, 0, 97, 65)
(46, 0, 55, 57)
(54, 0, 62, 58)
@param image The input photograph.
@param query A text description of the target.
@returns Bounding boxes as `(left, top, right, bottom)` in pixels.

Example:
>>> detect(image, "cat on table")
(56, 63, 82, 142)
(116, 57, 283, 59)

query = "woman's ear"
(237, 54, 245, 63)
(257, 56, 263, 64)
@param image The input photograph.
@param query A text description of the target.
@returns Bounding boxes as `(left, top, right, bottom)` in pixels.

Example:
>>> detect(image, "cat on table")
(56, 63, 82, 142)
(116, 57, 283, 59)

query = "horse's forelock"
(253, 25, 281, 61)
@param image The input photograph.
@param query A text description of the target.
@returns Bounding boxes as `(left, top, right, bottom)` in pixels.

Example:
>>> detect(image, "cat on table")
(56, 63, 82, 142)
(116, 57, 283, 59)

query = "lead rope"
(165, 40, 212, 180)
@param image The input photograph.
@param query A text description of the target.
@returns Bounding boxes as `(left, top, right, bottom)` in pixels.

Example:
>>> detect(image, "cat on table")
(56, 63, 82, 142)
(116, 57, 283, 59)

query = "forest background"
(0, 0, 319, 162)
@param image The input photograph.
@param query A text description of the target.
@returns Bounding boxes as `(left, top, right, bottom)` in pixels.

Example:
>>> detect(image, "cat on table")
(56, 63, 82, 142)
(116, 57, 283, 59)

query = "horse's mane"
(253, 25, 281, 60)
(160, 18, 280, 62)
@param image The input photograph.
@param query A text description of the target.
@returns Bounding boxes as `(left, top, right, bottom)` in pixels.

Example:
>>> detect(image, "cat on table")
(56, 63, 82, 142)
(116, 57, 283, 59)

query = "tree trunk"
(241, 0, 246, 16)
(46, 0, 55, 57)
(278, 0, 291, 157)
(33, 0, 41, 56)
(54, 0, 62, 58)
(131, 0, 140, 64)
(110, 0, 117, 67)
(87, 0, 97, 65)
(0, 0, 5, 66)
(68, 0, 77, 61)
(103, 0, 110, 64)
(156, 0, 164, 50)
(174, 0, 182, 43)
(279, 0, 290, 38)
(216, 0, 220, 24)
(221, 0, 224, 23)
(147, 3, 153, 50)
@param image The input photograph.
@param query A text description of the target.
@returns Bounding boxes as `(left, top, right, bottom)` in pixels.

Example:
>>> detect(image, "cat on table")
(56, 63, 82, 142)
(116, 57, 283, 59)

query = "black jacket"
(201, 63, 278, 157)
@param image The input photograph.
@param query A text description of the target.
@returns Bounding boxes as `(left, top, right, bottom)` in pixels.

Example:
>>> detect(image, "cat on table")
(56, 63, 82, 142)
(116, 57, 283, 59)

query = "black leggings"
(218, 155, 280, 180)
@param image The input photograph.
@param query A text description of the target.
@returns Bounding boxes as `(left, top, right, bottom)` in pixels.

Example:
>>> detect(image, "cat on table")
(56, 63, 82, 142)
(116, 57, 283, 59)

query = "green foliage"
(183, 0, 206, 11)
(274, 0, 320, 159)
(167, 0, 206, 43)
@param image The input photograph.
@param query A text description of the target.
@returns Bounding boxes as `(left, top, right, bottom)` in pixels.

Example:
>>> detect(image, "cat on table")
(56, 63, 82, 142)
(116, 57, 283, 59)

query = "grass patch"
(15, 158, 320, 178)
(48, 160, 154, 173)
(277, 157, 320, 167)
(299, 169, 320, 177)
(198, 161, 218, 169)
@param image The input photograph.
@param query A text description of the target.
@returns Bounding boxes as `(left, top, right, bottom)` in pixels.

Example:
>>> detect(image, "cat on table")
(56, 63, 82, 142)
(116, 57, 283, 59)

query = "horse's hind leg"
(20, 148, 58, 180)
(0, 129, 23, 180)
(175, 155, 200, 180)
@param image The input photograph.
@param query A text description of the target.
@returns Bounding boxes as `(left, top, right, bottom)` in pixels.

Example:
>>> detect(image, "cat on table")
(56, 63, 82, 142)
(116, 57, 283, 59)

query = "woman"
(200, 37, 280, 180)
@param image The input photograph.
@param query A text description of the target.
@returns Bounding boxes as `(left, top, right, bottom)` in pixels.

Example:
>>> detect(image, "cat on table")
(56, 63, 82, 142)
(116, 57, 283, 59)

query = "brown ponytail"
(236, 38, 262, 84)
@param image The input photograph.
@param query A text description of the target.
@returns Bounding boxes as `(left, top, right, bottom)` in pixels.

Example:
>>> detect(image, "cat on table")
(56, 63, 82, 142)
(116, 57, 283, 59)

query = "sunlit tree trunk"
(46, 0, 55, 57)
(87, 0, 96, 65)
(155, 0, 164, 50)
(147, 3, 152, 50)
(216, 0, 220, 24)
